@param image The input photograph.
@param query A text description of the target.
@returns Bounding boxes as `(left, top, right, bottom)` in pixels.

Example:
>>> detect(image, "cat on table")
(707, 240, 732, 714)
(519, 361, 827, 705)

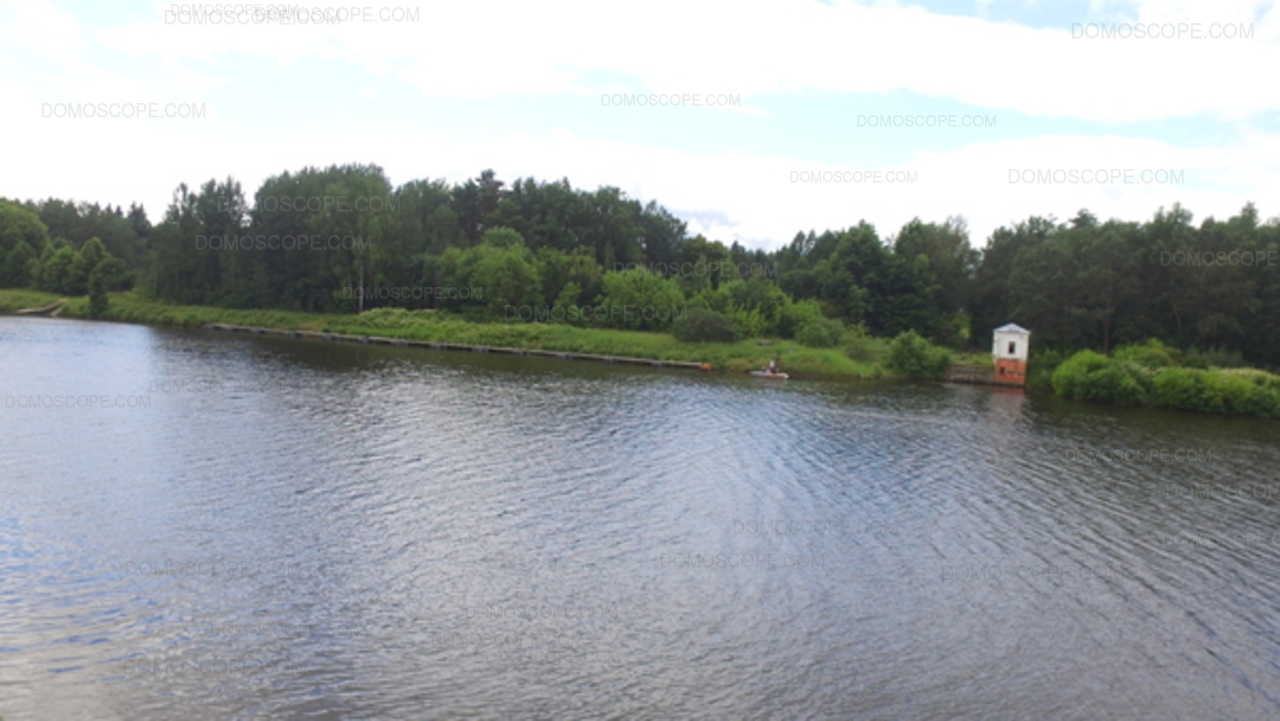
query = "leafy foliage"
(598, 268, 684, 331)
(672, 307, 740, 343)
(795, 317, 844, 348)
(1112, 338, 1179, 368)
(887, 330, 951, 378)
(1052, 346, 1280, 417)
(87, 260, 110, 317)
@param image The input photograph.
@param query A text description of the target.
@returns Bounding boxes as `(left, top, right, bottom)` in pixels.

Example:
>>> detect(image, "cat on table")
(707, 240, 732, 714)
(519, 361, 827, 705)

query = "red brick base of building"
(993, 358, 1027, 386)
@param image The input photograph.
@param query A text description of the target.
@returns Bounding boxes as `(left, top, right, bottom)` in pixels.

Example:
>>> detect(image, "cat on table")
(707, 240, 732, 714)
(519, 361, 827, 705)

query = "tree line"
(2, 163, 1277, 364)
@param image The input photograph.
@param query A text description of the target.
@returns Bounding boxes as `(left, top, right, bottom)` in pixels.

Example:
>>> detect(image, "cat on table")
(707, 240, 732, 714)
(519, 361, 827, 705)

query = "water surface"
(1, 316, 1278, 720)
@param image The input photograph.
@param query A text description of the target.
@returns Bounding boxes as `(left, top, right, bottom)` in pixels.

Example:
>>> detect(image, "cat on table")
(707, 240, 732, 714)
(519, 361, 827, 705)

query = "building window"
(1008, 341, 1016, 354)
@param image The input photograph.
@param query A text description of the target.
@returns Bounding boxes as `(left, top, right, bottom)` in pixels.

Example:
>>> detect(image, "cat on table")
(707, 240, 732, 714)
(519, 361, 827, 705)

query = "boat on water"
(748, 370, 789, 380)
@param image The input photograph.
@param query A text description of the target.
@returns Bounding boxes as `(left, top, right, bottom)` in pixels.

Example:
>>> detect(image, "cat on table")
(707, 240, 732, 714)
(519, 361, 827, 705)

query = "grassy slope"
(0, 289, 886, 379)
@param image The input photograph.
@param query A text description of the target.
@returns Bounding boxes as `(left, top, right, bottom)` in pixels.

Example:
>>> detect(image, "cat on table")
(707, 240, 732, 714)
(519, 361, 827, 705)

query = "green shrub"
(776, 299, 826, 339)
(842, 323, 877, 362)
(671, 307, 741, 343)
(1113, 338, 1178, 368)
(796, 317, 844, 348)
(1091, 362, 1151, 405)
(887, 330, 951, 378)
(1027, 348, 1066, 391)
(727, 307, 767, 338)
(1051, 350, 1149, 405)
(1152, 367, 1223, 413)
(1145, 367, 1280, 417)
(87, 265, 109, 318)
(1218, 367, 1280, 392)
(1207, 372, 1259, 415)
(1051, 350, 1109, 398)
(597, 268, 685, 331)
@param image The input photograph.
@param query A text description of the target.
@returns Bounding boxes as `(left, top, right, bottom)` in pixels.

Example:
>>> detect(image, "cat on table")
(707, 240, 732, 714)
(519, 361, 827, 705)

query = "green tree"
(68, 237, 108, 295)
(0, 200, 50, 256)
(887, 330, 951, 378)
(93, 256, 129, 291)
(87, 259, 110, 317)
(40, 246, 77, 293)
(467, 243, 542, 314)
(1, 240, 35, 287)
(598, 267, 684, 330)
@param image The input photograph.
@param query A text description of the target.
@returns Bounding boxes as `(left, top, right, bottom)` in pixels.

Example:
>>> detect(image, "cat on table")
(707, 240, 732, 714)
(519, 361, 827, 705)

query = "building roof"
(994, 323, 1030, 334)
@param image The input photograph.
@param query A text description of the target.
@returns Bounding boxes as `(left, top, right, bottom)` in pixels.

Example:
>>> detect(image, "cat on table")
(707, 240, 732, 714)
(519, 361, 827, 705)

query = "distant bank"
(4, 288, 1276, 420)
(0, 289, 887, 380)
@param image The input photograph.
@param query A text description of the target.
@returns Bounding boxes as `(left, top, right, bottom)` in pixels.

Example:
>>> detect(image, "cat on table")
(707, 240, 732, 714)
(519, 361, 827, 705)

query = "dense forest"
(2, 163, 1278, 365)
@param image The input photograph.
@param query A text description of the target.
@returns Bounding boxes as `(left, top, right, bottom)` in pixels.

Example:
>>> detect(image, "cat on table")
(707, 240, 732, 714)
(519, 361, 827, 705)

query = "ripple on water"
(1, 318, 1279, 720)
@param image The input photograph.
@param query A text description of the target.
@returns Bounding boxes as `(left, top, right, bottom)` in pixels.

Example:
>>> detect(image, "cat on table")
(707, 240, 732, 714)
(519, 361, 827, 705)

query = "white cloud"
(2, 0, 1277, 252)
(79, 0, 1280, 123)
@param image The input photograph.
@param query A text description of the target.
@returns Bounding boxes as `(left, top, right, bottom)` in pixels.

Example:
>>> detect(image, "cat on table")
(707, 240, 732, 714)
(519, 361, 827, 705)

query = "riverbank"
(0, 289, 886, 379)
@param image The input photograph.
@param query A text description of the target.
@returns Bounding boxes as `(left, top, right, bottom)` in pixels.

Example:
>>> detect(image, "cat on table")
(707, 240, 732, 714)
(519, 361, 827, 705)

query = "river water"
(1, 316, 1278, 720)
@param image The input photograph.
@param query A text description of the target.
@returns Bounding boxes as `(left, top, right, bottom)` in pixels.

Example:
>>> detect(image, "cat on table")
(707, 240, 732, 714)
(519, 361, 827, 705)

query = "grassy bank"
(0, 289, 888, 379)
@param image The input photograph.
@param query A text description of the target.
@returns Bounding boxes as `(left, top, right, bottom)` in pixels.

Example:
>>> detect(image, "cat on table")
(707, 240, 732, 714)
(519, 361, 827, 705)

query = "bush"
(1151, 367, 1223, 413)
(727, 307, 767, 338)
(1, 240, 35, 287)
(671, 307, 741, 343)
(598, 268, 684, 331)
(1113, 338, 1178, 368)
(776, 299, 826, 339)
(1207, 372, 1262, 415)
(842, 323, 877, 362)
(887, 330, 951, 378)
(1051, 350, 1149, 405)
(1026, 347, 1066, 391)
(87, 264, 109, 318)
(1217, 367, 1280, 392)
(796, 317, 844, 348)
(1038, 343, 1280, 418)
(1090, 362, 1151, 405)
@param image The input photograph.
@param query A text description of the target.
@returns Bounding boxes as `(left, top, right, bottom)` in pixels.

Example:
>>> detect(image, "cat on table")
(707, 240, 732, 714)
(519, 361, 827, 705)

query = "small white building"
(992, 323, 1030, 385)
(992, 323, 1030, 362)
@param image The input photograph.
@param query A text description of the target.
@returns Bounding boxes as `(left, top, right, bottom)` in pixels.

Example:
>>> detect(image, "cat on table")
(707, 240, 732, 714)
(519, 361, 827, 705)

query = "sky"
(2, 0, 1278, 249)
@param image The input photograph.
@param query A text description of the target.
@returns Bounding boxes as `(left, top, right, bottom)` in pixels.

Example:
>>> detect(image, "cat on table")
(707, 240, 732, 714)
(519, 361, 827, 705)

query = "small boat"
(749, 370, 789, 380)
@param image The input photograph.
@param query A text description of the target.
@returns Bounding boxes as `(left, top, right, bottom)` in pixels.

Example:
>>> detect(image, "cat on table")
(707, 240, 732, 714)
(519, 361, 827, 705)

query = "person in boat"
(765, 358, 779, 374)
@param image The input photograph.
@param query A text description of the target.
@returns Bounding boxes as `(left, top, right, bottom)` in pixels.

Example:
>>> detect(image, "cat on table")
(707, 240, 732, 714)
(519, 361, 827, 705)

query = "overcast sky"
(3, 0, 1278, 248)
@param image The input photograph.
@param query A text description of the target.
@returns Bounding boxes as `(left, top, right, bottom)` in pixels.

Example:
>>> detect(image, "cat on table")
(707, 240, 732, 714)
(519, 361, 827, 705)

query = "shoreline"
(201, 322, 711, 371)
(0, 289, 888, 380)
(5, 289, 1277, 419)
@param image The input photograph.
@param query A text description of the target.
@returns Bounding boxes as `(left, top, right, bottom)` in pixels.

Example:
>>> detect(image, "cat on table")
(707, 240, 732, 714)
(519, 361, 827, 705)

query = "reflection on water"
(1, 316, 1279, 720)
